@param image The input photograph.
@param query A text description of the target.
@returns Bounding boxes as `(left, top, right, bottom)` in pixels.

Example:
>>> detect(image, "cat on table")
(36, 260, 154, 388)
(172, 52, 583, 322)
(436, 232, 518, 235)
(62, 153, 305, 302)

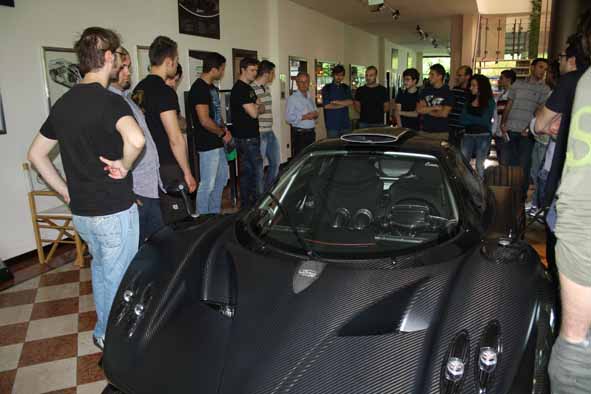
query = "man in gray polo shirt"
(109, 47, 163, 245)
(500, 58, 550, 195)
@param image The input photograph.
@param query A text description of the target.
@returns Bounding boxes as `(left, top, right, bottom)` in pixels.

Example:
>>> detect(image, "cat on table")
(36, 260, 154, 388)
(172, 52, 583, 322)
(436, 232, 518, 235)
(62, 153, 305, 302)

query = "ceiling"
(289, 0, 480, 54)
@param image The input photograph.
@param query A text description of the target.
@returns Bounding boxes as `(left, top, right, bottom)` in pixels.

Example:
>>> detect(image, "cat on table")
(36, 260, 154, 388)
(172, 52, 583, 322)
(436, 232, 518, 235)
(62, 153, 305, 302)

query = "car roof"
(307, 127, 451, 158)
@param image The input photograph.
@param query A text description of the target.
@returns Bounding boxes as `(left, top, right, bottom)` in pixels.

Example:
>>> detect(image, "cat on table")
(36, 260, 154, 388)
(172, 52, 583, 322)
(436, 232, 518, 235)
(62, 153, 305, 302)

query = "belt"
(235, 136, 260, 142)
(293, 127, 315, 132)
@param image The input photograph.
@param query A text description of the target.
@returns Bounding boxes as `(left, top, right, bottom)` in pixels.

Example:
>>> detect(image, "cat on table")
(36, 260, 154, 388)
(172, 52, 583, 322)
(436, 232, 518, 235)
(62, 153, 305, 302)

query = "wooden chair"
(22, 162, 85, 267)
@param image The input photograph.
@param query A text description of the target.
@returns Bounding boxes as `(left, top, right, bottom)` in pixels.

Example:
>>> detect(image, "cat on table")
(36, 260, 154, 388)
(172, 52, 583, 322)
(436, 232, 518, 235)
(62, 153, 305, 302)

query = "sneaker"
(93, 335, 105, 351)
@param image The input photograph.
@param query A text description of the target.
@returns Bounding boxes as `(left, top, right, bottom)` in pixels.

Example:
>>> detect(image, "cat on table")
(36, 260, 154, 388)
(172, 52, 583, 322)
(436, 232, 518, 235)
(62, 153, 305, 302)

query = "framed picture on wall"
(136, 45, 151, 82)
(188, 49, 216, 85)
(231, 48, 258, 84)
(42, 47, 81, 111)
(315, 59, 337, 106)
(288, 56, 308, 96)
(0, 87, 6, 135)
(178, 0, 220, 39)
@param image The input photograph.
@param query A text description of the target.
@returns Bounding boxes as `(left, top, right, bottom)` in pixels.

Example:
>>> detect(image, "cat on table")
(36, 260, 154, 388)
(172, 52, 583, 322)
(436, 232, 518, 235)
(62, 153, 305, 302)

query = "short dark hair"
(459, 65, 473, 77)
(402, 68, 420, 82)
(531, 58, 548, 67)
(566, 33, 591, 70)
(500, 69, 517, 84)
(257, 60, 276, 77)
(430, 63, 446, 78)
(202, 52, 226, 73)
(149, 36, 178, 66)
(240, 57, 259, 72)
(332, 64, 346, 75)
(74, 27, 120, 74)
(366, 65, 378, 74)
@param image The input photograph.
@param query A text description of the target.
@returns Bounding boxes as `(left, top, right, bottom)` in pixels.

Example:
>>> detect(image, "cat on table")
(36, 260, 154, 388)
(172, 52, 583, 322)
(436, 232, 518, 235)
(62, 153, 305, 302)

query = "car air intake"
(440, 330, 470, 394)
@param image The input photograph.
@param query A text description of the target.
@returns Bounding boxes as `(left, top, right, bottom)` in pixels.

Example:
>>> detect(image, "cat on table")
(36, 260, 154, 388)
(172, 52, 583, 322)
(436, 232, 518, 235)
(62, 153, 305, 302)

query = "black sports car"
(102, 128, 557, 394)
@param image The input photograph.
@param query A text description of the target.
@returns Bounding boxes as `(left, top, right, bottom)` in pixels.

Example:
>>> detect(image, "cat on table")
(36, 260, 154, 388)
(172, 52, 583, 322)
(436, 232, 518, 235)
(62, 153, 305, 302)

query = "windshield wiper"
(261, 191, 321, 260)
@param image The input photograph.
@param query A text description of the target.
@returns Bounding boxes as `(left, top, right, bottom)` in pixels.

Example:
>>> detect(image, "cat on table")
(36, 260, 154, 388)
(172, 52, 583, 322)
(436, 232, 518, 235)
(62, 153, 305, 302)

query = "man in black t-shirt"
(417, 63, 454, 133)
(189, 52, 232, 214)
(27, 27, 145, 349)
(132, 36, 196, 223)
(394, 68, 421, 129)
(231, 57, 262, 208)
(353, 66, 389, 128)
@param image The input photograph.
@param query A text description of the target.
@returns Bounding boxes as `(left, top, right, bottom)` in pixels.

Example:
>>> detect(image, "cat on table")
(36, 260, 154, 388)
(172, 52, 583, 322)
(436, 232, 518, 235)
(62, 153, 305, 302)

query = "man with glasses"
(132, 36, 195, 223)
(108, 47, 163, 245)
(286, 72, 319, 157)
(27, 27, 145, 349)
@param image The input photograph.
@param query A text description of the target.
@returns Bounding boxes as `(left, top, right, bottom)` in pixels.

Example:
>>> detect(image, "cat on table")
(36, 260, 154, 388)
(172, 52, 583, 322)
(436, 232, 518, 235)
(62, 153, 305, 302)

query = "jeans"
(461, 133, 491, 178)
(499, 131, 534, 196)
(530, 141, 547, 207)
(291, 127, 316, 158)
(236, 138, 263, 209)
(326, 126, 351, 139)
(196, 147, 229, 214)
(136, 196, 164, 246)
(72, 204, 139, 341)
(358, 122, 385, 129)
(260, 131, 280, 191)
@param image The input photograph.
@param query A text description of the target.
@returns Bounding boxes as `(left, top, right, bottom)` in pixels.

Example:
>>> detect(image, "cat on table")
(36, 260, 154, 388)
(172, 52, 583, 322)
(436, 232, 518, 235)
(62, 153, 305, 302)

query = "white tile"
(0, 343, 23, 372)
(80, 268, 92, 282)
(12, 357, 77, 394)
(0, 304, 33, 326)
(25, 313, 78, 342)
(78, 331, 101, 357)
(1, 277, 40, 293)
(35, 282, 79, 303)
(77, 380, 108, 394)
(79, 294, 95, 313)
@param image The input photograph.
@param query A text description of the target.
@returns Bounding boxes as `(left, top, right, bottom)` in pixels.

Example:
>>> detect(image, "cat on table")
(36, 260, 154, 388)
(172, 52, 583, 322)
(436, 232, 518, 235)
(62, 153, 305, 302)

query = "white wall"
(0, 0, 413, 260)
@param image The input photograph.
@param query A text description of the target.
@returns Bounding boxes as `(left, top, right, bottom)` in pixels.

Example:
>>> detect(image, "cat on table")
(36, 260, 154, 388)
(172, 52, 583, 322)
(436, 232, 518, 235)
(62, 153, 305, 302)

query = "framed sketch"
(136, 45, 151, 82)
(0, 87, 6, 135)
(232, 48, 258, 83)
(42, 47, 81, 111)
(0, 0, 15, 7)
(178, 0, 220, 39)
(188, 49, 215, 85)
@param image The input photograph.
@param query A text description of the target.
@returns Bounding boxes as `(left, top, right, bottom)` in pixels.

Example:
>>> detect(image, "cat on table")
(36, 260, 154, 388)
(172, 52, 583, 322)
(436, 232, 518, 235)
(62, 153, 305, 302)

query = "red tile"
(0, 369, 17, 394)
(39, 270, 80, 288)
(80, 281, 93, 296)
(77, 353, 105, 385)
(78, 311, 97, 332)
(0, 322, 28, 346)
(0, 288, 36, 308)
(30, 297, 79, 320)
(43, 388, 77, 394)
(19, 334, 77, 367)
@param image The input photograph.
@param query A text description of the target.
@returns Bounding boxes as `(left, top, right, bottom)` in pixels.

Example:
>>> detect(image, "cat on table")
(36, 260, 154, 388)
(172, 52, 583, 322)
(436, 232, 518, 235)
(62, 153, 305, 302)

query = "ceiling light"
(392, 9, 400, 20)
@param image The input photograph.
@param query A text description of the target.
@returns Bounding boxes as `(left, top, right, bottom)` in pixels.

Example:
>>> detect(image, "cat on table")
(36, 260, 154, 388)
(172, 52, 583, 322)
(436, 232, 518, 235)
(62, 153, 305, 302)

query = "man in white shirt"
(285, 72, 319, 158)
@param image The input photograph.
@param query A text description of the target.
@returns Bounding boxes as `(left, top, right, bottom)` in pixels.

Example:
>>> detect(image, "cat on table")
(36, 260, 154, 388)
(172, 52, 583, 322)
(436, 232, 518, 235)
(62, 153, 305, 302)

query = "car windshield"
(246, 150, 459, 259)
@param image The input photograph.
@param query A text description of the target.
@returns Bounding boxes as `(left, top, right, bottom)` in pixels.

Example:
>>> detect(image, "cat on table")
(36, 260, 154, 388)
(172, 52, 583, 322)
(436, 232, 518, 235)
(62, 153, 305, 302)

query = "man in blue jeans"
(231, 57, 263, 208)
(252, 60, 280, 191)
(322, 64, 353, 138)
(189, 52, 231, 214)
(27, 27, 145, 349)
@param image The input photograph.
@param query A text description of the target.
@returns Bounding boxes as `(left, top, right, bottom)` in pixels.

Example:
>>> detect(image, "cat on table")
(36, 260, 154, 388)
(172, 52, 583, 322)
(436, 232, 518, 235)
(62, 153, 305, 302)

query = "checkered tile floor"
(0, 262, 107, 394)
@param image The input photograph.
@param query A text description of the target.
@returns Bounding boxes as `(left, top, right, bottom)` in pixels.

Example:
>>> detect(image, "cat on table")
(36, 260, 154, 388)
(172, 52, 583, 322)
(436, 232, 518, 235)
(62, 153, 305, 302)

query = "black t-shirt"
(230, 80, 259, 138)
(40, 83, 134, 216)
(354, 85, 389, 124)
(395, 89, 420, 129)
(189, 78, 224, 152)
(132, 75, 180, 166)
(418, 85, 454, 132)
(544, 69, 586, 206)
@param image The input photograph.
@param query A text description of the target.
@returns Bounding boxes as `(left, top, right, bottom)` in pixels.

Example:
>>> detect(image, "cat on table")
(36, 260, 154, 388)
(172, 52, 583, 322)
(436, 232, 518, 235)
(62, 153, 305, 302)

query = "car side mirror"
(165, 182, 199, 219)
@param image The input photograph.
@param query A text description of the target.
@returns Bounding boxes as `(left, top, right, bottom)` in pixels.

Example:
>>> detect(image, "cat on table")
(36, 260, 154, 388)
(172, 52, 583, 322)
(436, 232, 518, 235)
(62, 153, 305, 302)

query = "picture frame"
(0, 87, 6, 135)
(178, 0, 220, 40)
(136, 45, 151, 82)
(41, 47, 81, 111)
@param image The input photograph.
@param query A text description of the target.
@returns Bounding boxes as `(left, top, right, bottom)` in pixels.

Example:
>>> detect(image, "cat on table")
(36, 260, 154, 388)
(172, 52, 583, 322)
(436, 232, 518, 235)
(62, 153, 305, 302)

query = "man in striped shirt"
(251, 60, 279, 191)
(449, 65, 473, 147)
